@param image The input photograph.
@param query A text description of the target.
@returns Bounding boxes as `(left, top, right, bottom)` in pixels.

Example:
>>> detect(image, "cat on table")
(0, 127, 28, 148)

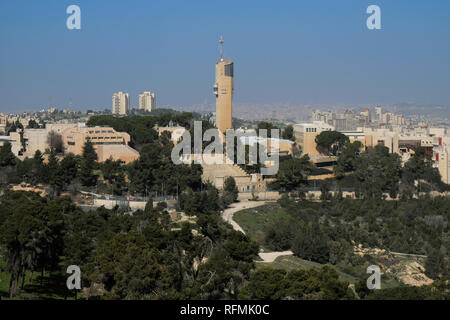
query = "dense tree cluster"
(261, 196, 450, 280)
(239, 266, 355, 300)
(0, 190, 259, 299)
(268, 155, 313, 194)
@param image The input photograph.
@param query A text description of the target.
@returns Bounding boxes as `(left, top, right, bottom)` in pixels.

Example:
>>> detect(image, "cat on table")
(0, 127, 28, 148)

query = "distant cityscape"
(1, 30, 449, 303)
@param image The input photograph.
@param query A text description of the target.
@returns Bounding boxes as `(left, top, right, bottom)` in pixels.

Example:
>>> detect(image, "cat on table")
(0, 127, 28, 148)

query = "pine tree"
(80, 141, 98, 187)
(222, 176, 239, 206)
(425, 248, 445, 279)
(0, 142, 16, 167)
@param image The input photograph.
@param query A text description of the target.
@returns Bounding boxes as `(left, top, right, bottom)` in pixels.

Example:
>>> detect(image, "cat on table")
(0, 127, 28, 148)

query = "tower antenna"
(219, 35, 224, 62)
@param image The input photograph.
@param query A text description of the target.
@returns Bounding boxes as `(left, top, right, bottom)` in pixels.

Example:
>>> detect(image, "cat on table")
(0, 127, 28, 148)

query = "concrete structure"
(139, 91, 156, 112)
(434, 145, 450, 184)
(2, 123, 80, 158)
(95, 144, 140, 163)
(342, 131, 367, 146)
(112, 91, 130, 115)
(62, 126, 139, 163)
(156, 125, 186, 145)
(239, 136, 294, 157)
(293, 121, 334, 158)
(214, 37, 233, 134)
(362, 128, 399, 153)
(201, 157, 266, 192)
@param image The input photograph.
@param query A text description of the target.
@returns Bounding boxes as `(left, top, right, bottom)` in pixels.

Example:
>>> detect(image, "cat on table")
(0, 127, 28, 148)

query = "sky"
(1, 0, 450, 112)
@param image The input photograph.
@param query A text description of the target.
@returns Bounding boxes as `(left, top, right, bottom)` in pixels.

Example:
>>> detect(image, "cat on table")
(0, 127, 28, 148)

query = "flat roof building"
(139, 91, 156, 112)
(62, 126, 139, 163)
(112, 91, 130, 115)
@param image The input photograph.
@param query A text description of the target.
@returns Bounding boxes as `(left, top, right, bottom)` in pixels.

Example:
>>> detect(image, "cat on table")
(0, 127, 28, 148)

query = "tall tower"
(214, 36, 233, 134)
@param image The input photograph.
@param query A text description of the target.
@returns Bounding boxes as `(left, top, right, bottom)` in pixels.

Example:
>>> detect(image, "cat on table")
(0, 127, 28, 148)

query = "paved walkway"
(221, 201, 293, 262)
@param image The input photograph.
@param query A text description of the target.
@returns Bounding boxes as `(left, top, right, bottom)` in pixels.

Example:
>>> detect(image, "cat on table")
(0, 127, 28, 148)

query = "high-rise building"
(139, 91, 156, 112)
(214, 36, 233, 134)
(112, 91, 130, 115)
(375, 106, 382, 122)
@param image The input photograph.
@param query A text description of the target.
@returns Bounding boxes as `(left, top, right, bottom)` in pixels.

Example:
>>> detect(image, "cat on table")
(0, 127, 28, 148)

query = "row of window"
(86, 136, 122, 140)
(241, 185, 256, 192)
(88, 130, 114, 134)
(91, 142, 124, 145)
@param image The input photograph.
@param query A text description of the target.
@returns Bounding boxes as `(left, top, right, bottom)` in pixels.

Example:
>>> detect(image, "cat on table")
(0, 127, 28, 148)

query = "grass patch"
(233, 203, 287, 249)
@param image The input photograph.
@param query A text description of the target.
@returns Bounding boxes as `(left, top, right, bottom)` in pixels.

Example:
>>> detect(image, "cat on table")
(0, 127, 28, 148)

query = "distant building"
(139, 91, 156, 112)
(375, 106, 382, 122)
(112, 91, 130, 115)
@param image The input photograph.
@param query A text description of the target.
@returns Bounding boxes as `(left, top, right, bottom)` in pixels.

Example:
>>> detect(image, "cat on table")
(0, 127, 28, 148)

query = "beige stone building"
(1, 123, 80, 158)
(62, 126, 139, 163)
(362, 128, 399, 153)
(239, 136, 294, 157)
(293, 121, 334, 158)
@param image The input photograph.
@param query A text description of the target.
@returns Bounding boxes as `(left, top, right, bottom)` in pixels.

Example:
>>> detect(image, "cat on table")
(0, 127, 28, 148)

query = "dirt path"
(221, 201, 267, 234)
(221, 201, 293, 262)
(258, 251, 294, 263)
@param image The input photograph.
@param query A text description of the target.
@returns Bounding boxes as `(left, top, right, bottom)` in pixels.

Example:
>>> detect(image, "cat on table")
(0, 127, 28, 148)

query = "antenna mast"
(219, 35, 224, 62)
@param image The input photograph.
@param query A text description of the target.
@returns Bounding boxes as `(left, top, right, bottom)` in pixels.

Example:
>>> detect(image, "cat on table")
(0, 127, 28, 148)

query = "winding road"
(221, 201, 293, 263)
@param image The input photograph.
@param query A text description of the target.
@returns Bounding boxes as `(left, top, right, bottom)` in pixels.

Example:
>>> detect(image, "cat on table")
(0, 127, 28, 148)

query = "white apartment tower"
(139, 91, 156, 112)
(112, 92, 130, 115)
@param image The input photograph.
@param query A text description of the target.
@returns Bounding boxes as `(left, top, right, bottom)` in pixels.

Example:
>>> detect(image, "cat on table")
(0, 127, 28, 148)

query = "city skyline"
(1, 1, 450, 113)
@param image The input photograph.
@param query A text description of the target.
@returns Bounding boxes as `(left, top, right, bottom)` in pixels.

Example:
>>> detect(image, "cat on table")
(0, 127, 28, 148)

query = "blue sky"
(1, 0, 449, 112)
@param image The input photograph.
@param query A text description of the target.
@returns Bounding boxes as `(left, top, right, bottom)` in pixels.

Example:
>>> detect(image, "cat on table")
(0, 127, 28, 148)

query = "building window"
(225, 63, 233, 77)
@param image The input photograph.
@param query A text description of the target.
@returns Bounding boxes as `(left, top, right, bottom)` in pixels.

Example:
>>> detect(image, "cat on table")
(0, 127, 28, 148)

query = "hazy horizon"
(1, 0, 450, 112)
